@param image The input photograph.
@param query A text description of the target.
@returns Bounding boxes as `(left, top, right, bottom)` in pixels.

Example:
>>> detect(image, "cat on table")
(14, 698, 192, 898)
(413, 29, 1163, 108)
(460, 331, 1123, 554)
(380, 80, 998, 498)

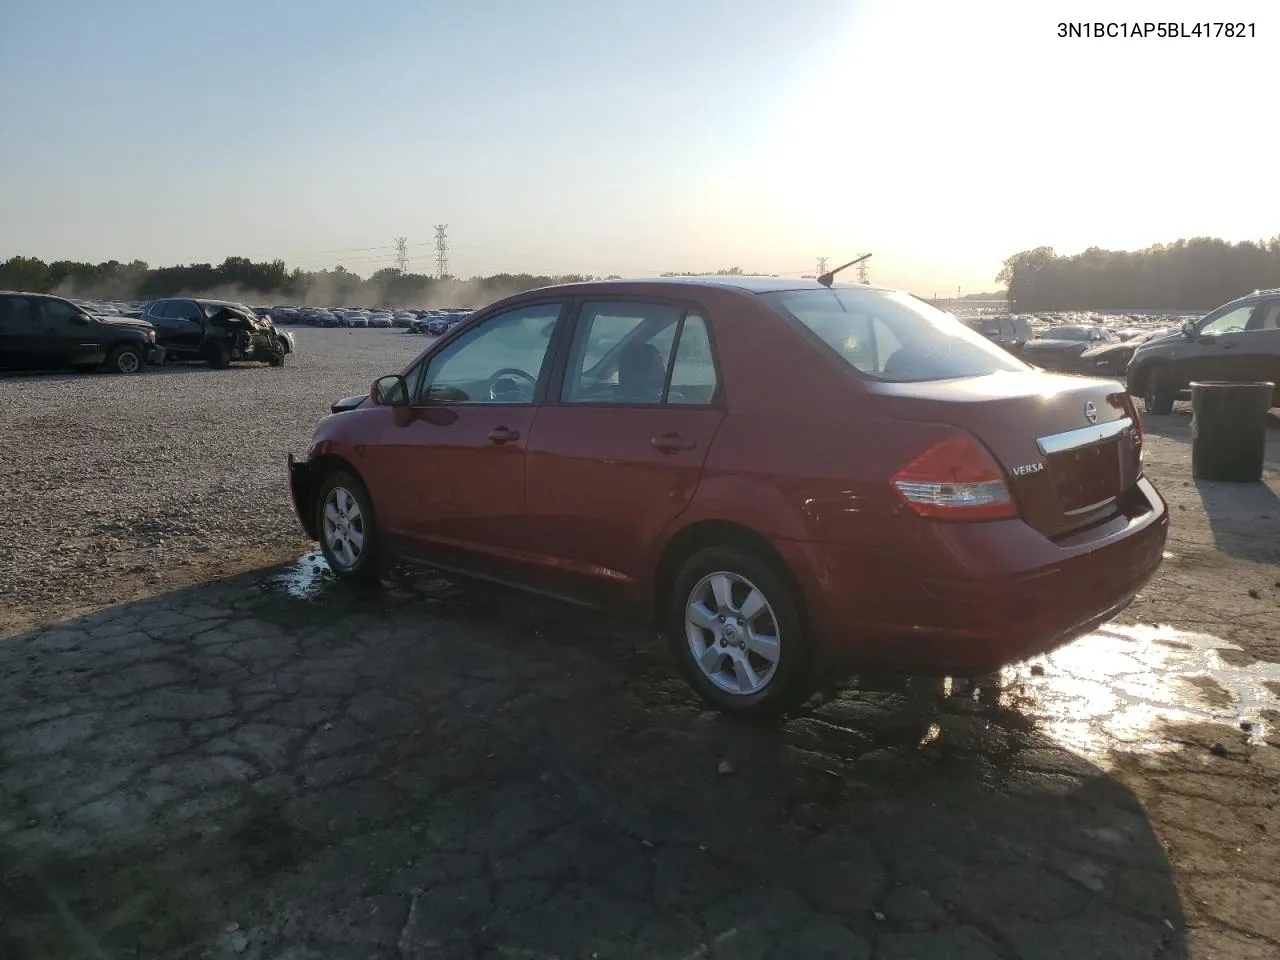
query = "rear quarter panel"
(651, 292, 944, 571)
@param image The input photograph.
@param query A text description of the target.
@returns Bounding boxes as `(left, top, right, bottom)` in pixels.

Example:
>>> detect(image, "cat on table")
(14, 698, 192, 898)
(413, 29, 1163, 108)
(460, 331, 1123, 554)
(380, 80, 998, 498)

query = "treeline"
(998, 237, 1280, 312)
(0, 255, 618, 310)
(0, 255, 768, 310)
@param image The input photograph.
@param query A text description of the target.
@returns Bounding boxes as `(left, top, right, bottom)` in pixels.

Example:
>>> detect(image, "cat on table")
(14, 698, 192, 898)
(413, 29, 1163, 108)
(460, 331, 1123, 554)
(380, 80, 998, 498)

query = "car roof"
(520, 275, 895, 297)
(0, 290, 64, 299)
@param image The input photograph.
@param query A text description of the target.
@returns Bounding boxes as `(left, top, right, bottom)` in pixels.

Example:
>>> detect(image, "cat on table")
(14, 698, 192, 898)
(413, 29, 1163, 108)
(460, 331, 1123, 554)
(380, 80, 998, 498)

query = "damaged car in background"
(141, 297, 295, 368)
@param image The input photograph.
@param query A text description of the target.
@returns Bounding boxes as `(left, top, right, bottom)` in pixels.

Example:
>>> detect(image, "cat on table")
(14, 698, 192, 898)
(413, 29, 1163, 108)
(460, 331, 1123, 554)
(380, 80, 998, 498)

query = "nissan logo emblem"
(1084, 401, 1098, 424)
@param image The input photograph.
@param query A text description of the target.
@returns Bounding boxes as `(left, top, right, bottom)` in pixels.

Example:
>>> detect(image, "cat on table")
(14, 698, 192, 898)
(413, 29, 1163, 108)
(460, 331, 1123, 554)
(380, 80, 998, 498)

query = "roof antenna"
(818, 253, 872, 288)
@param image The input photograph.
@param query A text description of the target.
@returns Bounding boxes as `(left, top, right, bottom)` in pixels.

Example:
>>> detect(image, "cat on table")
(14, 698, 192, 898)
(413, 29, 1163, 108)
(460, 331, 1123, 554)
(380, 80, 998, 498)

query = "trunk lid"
(869, 370, 1142, 538)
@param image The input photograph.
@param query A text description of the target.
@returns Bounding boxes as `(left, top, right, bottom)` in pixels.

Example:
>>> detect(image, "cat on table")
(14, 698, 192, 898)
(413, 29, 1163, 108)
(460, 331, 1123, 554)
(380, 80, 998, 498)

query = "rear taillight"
(1114, 392, 1144, 468)
(892, 432, 1017, 521)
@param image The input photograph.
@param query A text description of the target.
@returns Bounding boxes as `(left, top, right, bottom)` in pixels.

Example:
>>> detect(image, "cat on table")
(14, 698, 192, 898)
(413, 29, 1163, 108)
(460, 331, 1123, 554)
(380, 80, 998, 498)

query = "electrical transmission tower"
(394, 237, 409, 275)
(816, 256, 829, 277)
(433, 225, 449, 279)
(856, 254, 870, 284)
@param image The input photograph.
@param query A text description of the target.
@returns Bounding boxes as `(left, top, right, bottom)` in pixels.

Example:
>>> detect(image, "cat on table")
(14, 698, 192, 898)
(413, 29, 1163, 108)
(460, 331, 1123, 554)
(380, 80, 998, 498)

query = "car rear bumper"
(782, 476, 1169, 677)
(287, 454, 318, 540)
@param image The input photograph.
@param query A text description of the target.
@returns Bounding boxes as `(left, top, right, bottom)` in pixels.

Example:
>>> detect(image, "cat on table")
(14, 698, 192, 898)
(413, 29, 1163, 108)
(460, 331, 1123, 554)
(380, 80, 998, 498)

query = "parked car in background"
(0, 291, 160, 373)
(1076, 329, 1163, 378)
(347, 313, 369, 328)
(391, 312, 416, 328)
(369, 312, 394, 328)
(1128, 289, 1280, 413)
(962, 315, 1033, 355)
(287, 276, 1165, 716)
(1019, 325, 1116, 372)
(142, 298, 293, 367)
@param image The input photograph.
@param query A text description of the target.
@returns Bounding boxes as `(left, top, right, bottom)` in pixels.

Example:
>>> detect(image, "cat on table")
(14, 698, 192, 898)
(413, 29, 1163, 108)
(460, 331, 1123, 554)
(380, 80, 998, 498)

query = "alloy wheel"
(322, 486, 365, 571)
(685, 571, 781, 695)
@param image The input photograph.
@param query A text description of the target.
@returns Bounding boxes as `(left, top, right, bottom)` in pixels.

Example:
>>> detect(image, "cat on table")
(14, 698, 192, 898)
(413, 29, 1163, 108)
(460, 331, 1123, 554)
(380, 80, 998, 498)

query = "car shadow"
(0, 563, 1190, 959)
(1140, 409, 1280, 560)
(1192, 477, 1280, 562)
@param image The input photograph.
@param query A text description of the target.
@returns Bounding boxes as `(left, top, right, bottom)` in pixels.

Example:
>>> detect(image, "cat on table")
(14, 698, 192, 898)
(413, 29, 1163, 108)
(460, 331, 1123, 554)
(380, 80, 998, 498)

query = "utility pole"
(856, 255, 870, 285)
(816, 256, 829, 277)
(433, 225, 449, 280)
(394, 237, 409, 275)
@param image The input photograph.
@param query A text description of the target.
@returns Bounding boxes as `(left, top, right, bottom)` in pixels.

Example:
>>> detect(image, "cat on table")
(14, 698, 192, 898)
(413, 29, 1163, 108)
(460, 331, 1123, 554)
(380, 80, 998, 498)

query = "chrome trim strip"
(1037, 417, 1132, 456)
(1063, 496, 1117, 517)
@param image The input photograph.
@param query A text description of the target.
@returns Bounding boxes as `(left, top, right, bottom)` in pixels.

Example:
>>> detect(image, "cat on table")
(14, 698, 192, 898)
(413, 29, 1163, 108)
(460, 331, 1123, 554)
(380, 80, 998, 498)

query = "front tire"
(1143, 364, 1174, 415)
(314, 470, 382, 582)
(667, 546, 814, 717)
(106, 345, 143, 374)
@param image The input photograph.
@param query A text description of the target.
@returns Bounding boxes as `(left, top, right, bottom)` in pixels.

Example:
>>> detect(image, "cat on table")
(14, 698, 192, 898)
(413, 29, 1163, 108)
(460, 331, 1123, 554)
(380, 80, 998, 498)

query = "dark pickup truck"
(0, 292, 161, 374)
(141, 298, 295, 367)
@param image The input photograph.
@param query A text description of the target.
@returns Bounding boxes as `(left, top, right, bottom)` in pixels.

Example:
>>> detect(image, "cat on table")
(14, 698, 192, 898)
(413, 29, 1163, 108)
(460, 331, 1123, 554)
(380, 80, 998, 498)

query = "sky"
(1, 0, 1277, 295)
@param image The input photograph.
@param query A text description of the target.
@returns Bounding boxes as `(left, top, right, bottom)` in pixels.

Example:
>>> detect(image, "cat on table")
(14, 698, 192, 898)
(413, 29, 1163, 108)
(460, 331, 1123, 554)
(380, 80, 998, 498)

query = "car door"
(144, 300, 183, 351)
(1230, 298, 1280, 391)
(37, 297, 105, 368)
(359, 300, 568, 579)
(0, 295, 42, 370)
(523, 299, 727, 612)
(1179, 302, 1259, 385)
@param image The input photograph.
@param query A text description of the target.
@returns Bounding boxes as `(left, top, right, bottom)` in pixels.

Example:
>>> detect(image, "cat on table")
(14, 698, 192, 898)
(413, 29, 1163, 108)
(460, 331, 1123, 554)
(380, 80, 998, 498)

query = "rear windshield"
(763, 288, 1028, 383)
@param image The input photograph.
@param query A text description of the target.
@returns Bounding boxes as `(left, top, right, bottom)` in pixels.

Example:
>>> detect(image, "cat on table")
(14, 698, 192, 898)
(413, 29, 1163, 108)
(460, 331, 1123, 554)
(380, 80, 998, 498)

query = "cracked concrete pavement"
(0, 569, 1200, 960)
(1, 408, 1278, 959)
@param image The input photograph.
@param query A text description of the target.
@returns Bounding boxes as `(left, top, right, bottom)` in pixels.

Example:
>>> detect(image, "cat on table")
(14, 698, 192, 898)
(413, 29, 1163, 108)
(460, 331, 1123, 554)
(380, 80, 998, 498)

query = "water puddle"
(268, 553, 333, 599)
(1006, 623, 1280, 761)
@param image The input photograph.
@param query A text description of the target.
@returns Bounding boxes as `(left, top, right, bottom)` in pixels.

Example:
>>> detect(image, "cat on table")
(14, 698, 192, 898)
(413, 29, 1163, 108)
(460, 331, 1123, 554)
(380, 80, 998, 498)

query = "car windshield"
(763, 288, 1027, 383)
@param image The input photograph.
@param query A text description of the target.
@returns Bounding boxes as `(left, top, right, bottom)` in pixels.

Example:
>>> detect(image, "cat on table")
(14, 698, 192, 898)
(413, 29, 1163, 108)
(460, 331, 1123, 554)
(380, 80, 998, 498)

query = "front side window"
(38, 298, 80, 325)
(764, 288, 1027, 383)
(419, 302, 562, 404)
(1200, 304, 1254, 336)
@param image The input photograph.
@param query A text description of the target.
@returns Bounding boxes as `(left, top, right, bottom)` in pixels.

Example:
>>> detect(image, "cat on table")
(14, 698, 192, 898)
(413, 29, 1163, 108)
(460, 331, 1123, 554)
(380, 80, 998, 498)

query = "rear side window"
(764, 288, 1027, 383)
(562, 302, 682, 404)
(667, 314, 718, 404)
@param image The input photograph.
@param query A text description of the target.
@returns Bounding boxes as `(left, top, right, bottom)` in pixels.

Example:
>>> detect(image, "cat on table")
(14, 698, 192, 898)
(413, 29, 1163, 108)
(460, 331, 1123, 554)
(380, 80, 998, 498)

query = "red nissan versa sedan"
(287, 277, 1167, 715)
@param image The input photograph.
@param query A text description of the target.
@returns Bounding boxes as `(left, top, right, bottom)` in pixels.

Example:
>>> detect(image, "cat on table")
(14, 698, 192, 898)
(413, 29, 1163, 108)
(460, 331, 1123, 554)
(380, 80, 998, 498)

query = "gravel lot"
(0, 328, 427, 634)
(2, 333, 1280, 958)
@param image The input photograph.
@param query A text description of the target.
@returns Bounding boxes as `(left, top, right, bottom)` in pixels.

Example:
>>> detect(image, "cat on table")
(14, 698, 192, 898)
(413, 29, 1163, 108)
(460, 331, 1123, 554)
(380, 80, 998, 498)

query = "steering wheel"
(488, 367, 537, 401)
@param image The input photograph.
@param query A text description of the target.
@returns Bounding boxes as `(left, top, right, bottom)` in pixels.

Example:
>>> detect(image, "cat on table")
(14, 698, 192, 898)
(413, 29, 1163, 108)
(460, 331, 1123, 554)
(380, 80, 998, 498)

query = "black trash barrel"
(1190, 381, 1274, 482)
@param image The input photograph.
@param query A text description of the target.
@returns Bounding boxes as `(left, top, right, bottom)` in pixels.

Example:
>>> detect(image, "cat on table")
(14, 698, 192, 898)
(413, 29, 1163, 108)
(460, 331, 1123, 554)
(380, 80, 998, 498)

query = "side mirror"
(71, 313, 91, 325)
(370, 374, 409, 407)
(1182, 320, 1198, 340)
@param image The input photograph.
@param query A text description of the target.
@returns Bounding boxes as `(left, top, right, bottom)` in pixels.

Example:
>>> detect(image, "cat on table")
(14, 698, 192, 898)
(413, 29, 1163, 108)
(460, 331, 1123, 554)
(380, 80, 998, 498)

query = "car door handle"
(650, 433, 696, 453)
(488, 427, 520, 444)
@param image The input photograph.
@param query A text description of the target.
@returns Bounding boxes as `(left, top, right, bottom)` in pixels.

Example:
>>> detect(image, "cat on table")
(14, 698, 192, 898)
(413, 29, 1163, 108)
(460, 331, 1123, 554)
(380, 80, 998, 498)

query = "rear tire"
(667, 545, 814, 717)
(1143, 365, 1175, 414)
(314, 470, 382, 582)
(106, 345, 143, 374)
